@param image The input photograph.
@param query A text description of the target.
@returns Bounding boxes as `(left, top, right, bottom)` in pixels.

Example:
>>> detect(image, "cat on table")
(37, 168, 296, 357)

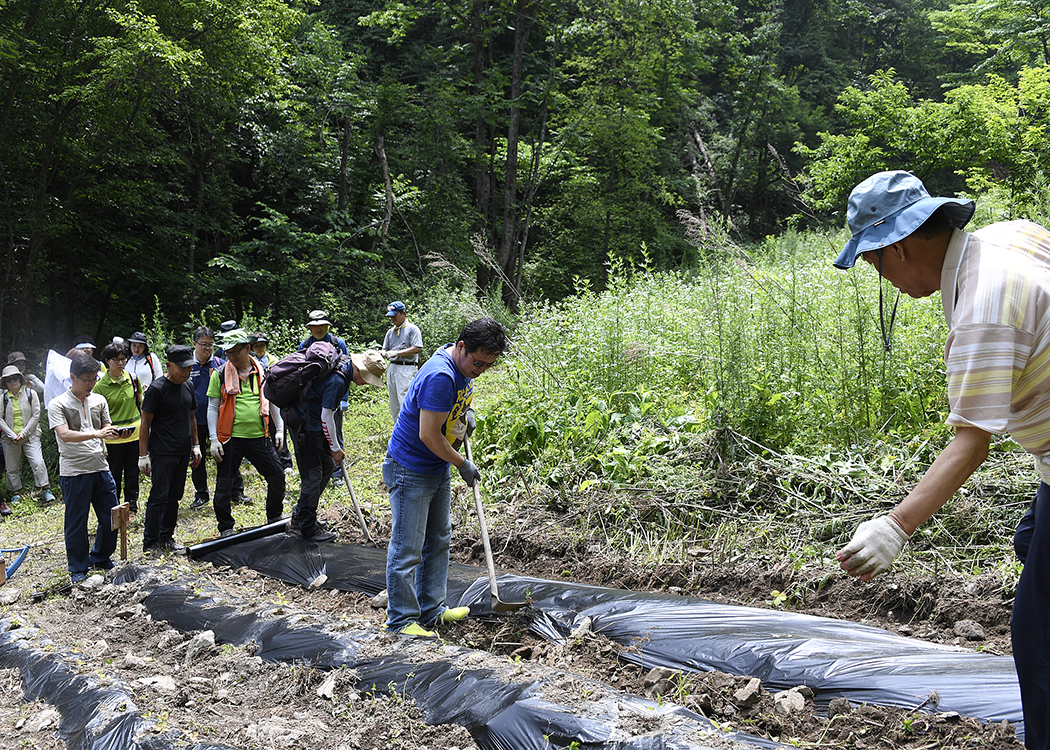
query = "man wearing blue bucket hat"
(834, 170, 1050, 749)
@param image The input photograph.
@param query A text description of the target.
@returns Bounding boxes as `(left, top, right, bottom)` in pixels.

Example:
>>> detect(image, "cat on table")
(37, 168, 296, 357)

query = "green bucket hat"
(220, 328, 256, 348)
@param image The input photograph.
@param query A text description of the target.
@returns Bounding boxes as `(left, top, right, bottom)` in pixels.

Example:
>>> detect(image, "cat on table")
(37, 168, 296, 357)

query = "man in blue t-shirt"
(289, 350, 385, 541)
(383, 317, 509, 638)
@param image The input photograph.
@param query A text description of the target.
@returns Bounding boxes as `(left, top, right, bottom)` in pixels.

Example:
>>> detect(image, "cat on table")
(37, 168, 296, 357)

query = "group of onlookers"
(3, 304, 515, 655)
(1, 303, 424, 576)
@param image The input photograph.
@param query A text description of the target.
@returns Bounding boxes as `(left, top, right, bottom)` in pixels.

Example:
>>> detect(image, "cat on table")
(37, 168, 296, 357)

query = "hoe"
(464, 436, 527, 612)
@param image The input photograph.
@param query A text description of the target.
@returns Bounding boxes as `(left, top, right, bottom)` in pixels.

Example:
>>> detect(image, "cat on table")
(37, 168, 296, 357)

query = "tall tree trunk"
(497, 0, 532, 313)
(472, 0, 494, 292)
(188, 164, 205, 280)
(375, 130, 394, 262)
(339, 113, 351, 214)
(512, 29, 557, 300)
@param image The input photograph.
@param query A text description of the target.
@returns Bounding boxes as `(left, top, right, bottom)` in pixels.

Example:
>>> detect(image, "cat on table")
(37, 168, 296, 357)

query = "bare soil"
(0, 490, 1024, 749)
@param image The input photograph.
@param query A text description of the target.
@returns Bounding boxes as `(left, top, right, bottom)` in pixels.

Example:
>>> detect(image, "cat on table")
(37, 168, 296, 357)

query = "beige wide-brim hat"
(350, 349, 388, 387)
(1, 365, 25, 383)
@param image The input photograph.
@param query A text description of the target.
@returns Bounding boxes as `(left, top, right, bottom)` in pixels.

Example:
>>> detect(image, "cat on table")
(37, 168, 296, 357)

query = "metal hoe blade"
(341, 465, 376, 544)
(465, 437, 526, 612)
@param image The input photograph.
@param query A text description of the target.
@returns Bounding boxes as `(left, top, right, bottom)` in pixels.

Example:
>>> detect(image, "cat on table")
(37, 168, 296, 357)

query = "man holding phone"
(49, 355, 120, 583)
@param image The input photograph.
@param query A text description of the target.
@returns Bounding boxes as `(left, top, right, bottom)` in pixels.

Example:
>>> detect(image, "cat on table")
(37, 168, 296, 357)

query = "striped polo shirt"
(941, 220, 1050, 482)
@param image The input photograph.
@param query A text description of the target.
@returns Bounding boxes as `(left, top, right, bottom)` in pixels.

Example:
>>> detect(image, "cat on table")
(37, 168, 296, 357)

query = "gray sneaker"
(219, 529, 236, 538)
(160, 538, 185, 553)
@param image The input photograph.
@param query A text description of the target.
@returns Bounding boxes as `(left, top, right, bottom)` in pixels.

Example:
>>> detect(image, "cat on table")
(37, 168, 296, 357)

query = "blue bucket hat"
(834, 171, 975, 269)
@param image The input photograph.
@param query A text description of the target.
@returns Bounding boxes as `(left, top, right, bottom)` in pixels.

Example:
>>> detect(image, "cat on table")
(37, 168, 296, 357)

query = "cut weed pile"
(0, 431, 1030, 749)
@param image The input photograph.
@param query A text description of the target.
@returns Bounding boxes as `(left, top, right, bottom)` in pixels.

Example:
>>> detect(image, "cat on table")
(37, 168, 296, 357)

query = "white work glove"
(191, 445, 202, 467)
(837, 515, 910, 580)
(138, 454, 151, 476)
(458, 459, 481, 488)
(465, 408, 476, 438)
(210, 440, 224, 463)
(275, 431, 285, 451)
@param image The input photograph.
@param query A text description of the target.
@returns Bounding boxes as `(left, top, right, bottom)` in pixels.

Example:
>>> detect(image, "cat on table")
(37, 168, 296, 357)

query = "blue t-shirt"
(388, 344, 473, 475)
(295, 361, 353, 431)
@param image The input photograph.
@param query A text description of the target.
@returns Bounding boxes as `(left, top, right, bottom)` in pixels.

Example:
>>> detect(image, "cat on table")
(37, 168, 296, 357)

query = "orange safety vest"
(215, 359, 271, 443)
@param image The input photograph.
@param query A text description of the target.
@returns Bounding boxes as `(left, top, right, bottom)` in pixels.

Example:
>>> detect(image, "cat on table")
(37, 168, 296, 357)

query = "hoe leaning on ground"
(338, 462, 375, 545)
(464, 436, 527, 612)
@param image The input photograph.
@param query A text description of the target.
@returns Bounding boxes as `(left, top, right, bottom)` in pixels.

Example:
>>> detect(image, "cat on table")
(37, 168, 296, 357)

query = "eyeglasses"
(471, 357, 498, 370)
(195, 341, 214, 350)
(76, 374, 98, 384)
(112, 357, 127, 364)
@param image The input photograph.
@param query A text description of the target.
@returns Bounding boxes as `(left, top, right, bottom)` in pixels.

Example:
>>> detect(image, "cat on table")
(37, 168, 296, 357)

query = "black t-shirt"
(141, 376, 197, 456)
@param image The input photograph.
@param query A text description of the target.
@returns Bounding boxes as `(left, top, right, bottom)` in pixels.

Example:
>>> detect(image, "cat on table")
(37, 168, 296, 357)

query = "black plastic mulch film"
(0, 621, 233, 750)
(0, 532, 1024, 749)
(197, 535, 1024, 740)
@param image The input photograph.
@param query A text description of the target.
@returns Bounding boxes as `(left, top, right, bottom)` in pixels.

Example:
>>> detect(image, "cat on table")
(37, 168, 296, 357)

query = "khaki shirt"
(48, 389, 111, 476)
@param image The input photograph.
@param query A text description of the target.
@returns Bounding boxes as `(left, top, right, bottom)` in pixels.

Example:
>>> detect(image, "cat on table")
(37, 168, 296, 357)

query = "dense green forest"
(3, 0, 1049, 352)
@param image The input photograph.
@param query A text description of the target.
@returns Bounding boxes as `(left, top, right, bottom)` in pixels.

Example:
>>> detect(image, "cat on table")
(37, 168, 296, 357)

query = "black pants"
(213, 437, 285, 533)
(142, 453, 190, 550)
(293, 430, 335, 537)
(106, 440, 139, 512)
(1012, 482, 1050, 750)
(192, 422, 244, 500)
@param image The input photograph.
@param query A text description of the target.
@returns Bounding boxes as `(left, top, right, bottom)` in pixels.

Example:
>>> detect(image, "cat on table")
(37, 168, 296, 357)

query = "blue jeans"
(61, 471, 118, 576)
(142, 453, 190, 550)
(383, 455, 453, 631)
(1014, 482, 1050, 749)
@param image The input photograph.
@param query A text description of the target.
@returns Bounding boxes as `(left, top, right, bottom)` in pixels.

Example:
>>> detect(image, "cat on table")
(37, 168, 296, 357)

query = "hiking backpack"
(262, 340, 343, 409)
